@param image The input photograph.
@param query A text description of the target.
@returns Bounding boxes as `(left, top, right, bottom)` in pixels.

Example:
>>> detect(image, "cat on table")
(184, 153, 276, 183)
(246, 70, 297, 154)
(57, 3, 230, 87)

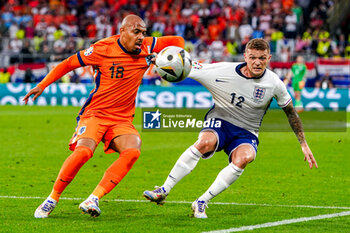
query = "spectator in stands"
(53, 26, 65, 41)
(8, 20, 19, 39)
(295, 35, 308, 53)
(197, 3, 210, 27)
(231, 5, 246, 25)
(35, 17, 48, 35)
(337, 34, 347, 57)
(20, 40, 34, 63)
(0, 18, 8, 39)
(252, 25, 264, 39)
(237, 0, 254, 10)
(16, 24, 26, 40)
(96, 15, 112, 39)
(198, 46, 212, 64)
(46, 21, 57, 42)
(174, 18, 186, 38)
(276, 36, 294, 57)
(9, 34, 23, 64)
(194, 20, 206, 38)
(238, 18, 253, 42)
(25, 21, 35, 39)
(185, 17, 196, 41)
(86, 17, 97, 39)
(226, 38, 240, 57)
(209, 39, 225, 61)
(291, 2, 304, 34)
(344, 44, 350, 59)
(279, 46, 291, 62)
(151, 17, 165, 37)
(0, 67, 11, 83)
(226, 19, 240, 44)
(259, 9, 272, 32)
(315, 71, 334, 89)
(36, 43, 51, 63)
(207, 18, 221, 41)
(316, 34, 331, 57)
(52, 34, 66, 61)
(181, 2, 193, 18)
(284, 10, 297, 39)
(24, 68, 33, 83)
(195, 34, 209, 57)
(65, 36, 77, 54)
(163, 21, 175, 36)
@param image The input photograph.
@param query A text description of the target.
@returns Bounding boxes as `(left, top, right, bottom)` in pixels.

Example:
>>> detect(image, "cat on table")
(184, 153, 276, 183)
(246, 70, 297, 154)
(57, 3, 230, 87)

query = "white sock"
(198, 163, 243, 203)
(162, 145, 202, 194)
(88, 194, 99, 200)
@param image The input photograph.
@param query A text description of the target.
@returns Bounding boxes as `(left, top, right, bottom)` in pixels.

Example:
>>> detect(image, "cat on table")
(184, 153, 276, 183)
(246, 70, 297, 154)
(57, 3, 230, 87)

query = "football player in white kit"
(143, 39, 318, 218)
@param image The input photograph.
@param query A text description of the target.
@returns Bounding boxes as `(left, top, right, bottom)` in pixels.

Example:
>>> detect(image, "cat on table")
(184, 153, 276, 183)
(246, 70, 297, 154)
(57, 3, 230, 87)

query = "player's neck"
(240, 66, 255, 78)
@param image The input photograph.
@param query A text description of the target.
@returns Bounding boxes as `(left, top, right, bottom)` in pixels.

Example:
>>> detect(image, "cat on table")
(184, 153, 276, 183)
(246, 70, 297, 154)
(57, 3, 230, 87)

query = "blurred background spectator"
(0, 0, 348, 87)
(0, 67, 10, 83)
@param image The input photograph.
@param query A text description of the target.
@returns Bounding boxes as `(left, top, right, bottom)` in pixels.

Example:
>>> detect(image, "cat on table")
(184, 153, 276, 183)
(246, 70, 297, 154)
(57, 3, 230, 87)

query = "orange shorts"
(69, 115, 140, 154)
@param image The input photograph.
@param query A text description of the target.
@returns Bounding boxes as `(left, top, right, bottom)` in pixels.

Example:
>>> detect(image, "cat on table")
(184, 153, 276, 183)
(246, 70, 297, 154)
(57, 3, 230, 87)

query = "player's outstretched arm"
(22, 86, 43, 104)
(153, 36, 185, 52)
(22, 54, 82, 104)
(282, 102, 318, 169)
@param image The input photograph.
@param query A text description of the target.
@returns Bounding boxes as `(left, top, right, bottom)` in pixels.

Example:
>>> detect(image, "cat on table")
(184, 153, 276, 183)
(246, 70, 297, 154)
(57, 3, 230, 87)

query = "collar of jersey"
(117, 39, 142, 55)
(235, 62, 266, 79)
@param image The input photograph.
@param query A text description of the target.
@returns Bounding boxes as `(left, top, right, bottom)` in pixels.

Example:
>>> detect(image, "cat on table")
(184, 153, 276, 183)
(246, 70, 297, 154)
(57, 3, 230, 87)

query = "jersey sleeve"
(76, 42, 107, 66)
(151, 36, 185, 53)
(188, 62, 224, 82)
(187, 61, 207, 81)
(274, 77, 292, 108)
(37, 40, 109, 90)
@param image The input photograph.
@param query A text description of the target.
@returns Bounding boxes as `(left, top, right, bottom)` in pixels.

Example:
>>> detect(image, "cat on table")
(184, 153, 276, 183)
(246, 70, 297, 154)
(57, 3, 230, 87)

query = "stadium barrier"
(0, 84, 349, 111)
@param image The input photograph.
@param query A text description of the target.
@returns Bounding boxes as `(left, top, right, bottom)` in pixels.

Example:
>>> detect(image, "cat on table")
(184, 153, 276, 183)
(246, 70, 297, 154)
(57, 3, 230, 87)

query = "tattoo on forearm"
(283, 104, 305, 144)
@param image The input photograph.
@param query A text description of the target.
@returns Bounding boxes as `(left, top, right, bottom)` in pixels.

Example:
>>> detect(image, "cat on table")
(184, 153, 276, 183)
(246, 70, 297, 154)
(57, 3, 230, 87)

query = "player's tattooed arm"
(283, 102, 318, 169)
(282, 102, 305, 144)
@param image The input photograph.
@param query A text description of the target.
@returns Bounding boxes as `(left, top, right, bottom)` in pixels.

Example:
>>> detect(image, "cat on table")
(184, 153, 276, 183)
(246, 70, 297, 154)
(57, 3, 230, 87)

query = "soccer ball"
(155, 46, 192, 82)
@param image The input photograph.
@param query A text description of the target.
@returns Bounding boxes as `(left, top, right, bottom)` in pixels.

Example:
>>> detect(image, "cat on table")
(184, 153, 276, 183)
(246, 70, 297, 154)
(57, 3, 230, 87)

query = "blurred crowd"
(0, 0, 349, 66)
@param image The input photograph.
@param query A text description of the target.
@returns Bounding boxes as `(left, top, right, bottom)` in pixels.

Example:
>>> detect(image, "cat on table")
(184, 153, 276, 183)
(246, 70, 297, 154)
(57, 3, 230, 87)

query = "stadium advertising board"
(0, 84, 349, 111)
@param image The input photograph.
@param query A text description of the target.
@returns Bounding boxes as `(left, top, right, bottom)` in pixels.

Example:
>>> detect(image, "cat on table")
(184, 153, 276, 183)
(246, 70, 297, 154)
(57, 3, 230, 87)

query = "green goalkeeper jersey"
(291, 63, 307, 91)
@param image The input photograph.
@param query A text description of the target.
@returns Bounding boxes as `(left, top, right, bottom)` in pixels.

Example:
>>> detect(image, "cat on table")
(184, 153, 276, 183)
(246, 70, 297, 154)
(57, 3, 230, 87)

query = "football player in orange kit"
(23, 14, 184, 218)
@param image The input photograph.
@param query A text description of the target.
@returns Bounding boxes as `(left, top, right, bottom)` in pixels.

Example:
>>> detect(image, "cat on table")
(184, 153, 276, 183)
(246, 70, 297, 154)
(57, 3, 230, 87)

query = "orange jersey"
(37, 35, 184, 120)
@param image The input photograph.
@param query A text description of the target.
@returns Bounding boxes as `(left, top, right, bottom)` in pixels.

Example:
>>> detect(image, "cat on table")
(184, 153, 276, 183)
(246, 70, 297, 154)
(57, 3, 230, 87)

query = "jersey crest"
(84, 47, 93, 56)
(192, 61, 203, 70)
(253, 86, 266, 102)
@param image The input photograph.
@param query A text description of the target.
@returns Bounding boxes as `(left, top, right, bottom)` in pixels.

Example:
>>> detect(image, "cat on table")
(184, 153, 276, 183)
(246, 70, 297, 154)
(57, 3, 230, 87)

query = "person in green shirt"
(284, 56, 307, 112)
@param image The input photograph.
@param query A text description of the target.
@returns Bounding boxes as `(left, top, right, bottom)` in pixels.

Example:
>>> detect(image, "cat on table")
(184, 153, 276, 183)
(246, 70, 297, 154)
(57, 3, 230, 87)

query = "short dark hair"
(245, 38, 270, 53)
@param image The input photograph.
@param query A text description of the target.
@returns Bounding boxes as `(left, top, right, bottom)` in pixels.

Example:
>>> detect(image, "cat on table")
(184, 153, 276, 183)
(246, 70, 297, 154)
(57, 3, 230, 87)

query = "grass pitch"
(0, 105, 349, 233)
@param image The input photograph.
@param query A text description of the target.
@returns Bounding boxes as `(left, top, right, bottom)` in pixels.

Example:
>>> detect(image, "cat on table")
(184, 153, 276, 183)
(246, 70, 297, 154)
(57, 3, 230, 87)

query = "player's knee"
(74, 146, 93, 162)
(231, 152, 255, 169)
(194, 138, 216, 154)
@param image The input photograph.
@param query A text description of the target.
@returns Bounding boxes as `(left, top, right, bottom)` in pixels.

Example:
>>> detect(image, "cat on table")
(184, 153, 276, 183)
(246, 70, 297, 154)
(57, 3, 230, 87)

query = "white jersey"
(188, 62, 292, 136)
